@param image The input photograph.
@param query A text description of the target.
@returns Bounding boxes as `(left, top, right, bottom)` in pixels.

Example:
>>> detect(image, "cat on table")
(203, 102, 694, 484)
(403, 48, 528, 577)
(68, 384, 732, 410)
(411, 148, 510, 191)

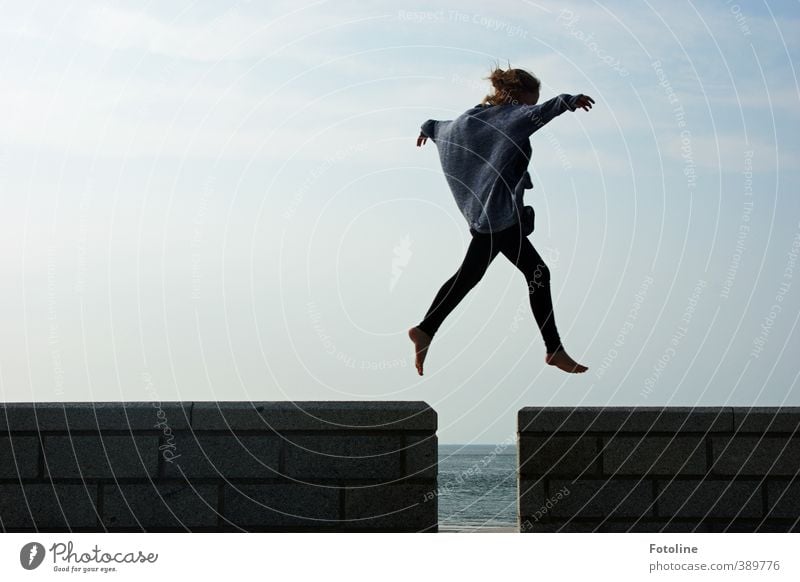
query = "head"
(481, 63, 540, 106)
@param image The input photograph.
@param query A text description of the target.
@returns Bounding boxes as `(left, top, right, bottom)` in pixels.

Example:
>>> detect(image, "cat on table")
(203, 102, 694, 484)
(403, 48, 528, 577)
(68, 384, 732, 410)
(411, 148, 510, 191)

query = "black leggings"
(417, 221, 563, 353)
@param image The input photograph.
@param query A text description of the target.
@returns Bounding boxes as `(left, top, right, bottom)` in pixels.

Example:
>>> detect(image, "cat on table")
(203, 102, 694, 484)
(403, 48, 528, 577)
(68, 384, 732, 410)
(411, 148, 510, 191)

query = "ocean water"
(436, 444, 518, 531)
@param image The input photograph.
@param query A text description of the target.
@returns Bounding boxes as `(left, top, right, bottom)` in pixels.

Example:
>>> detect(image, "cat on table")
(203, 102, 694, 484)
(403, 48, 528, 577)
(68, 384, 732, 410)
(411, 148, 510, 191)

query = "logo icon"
(390, 234, 413, 292)
(20, 542, 46, 570)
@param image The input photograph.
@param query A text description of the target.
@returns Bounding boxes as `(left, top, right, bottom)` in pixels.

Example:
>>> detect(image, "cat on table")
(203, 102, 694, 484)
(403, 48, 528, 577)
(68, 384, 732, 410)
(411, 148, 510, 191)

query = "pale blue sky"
(1, 0, 798, 443)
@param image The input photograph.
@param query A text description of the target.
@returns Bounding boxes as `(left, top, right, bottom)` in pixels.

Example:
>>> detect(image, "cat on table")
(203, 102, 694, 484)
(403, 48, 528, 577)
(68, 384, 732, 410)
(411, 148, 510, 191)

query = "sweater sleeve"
(516, 94, 578, 134)
(420, 119, 438, 141)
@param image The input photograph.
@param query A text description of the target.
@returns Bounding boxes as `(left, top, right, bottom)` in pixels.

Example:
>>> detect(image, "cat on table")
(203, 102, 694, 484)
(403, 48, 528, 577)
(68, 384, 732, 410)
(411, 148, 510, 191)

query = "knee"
(524, 262, 550, 292)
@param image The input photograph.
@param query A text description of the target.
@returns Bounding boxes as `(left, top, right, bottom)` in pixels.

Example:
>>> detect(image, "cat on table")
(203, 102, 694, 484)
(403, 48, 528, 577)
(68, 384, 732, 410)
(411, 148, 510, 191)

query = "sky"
(0, 0, 798, 443)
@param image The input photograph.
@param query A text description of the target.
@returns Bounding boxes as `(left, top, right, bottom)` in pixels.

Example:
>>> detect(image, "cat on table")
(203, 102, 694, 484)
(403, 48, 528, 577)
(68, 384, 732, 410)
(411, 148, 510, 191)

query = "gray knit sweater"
(420, 94, 580, 233)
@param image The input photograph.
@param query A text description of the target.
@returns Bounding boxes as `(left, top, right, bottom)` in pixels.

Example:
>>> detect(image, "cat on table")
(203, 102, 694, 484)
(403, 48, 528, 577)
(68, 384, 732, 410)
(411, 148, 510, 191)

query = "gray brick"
(711, 436, 800, 475)
(603, 436, 706, 475)
(163, 433, 280, 478)
(610, 520, 719, 532)
(103, 482, 219, 529)
(656, 479, 762, 518)
(519, 519, 564, 532)
(519, 407, 733, 433)
(0, 402, 191, 431)
(766, 480, 800, 518)
(404, 434, 437, 480)
(522, 519, 716, 532)
(548, 479, 654, 519)
(0, 436, 39, 478)
(0, 483, 98, 529)
(43, 435, 158, 479)
(719, 519, 799, 533)
(518, 436, 598, 476)
(284, 435, 404, 481)
(733, 407, 800, 432)
(519, 519, 610, 532)
(222, 483, 340, 528)
(517, 478, 546, 516)
(345, 483, 437, 531)
(192, 401, 436, 431)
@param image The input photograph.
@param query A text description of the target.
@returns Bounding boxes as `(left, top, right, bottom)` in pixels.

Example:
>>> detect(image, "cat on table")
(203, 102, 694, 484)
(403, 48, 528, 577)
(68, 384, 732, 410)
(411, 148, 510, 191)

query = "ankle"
(416, 326, 433, 339)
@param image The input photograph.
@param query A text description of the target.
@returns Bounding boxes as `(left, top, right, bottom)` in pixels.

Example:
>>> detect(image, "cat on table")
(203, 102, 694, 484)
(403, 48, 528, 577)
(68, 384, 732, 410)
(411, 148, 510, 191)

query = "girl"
(409, 65, 594, 375)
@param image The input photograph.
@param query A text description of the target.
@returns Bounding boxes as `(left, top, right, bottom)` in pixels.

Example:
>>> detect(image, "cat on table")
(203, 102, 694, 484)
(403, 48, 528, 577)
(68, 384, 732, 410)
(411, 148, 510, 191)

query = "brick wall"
(518, 407, 800, 532)
(0, 401, 437, 532)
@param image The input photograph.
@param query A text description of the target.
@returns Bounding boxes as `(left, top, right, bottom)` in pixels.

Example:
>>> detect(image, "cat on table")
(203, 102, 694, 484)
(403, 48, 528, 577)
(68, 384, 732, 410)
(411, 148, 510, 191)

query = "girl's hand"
(417, 132, 428, 147)
(573, 94, 595, 111)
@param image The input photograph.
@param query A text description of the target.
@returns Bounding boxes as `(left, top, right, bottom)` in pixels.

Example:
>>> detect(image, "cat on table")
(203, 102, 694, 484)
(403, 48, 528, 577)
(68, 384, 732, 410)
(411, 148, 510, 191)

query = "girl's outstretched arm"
(519, 93, 594, 134)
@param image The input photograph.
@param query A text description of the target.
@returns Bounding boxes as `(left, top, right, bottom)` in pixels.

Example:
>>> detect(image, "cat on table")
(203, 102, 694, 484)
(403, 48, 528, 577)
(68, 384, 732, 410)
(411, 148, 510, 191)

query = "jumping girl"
(408, 65, 594, 375)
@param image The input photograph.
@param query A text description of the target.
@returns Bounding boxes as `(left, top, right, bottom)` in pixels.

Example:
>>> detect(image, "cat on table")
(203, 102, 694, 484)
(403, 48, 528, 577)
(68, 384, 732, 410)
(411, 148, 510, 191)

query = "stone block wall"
(518, 407, 800, 532)
(0, 401, 437, 532)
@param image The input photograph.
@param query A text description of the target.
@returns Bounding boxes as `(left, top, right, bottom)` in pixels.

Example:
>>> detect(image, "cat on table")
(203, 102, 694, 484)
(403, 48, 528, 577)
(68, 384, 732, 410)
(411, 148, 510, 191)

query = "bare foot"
(545, 349, 588, 374)
(408, 327, 432, 375)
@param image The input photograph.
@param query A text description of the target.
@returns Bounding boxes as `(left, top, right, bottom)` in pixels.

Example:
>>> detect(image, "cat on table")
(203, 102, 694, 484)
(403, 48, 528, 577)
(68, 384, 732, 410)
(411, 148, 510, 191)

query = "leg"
(409, 230, 501, 375)
(496, 229, 588, 373)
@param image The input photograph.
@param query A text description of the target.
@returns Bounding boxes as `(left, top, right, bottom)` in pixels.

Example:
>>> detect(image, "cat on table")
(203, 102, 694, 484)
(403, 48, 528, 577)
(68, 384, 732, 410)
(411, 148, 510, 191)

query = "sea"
(436, 444, 518, 532)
